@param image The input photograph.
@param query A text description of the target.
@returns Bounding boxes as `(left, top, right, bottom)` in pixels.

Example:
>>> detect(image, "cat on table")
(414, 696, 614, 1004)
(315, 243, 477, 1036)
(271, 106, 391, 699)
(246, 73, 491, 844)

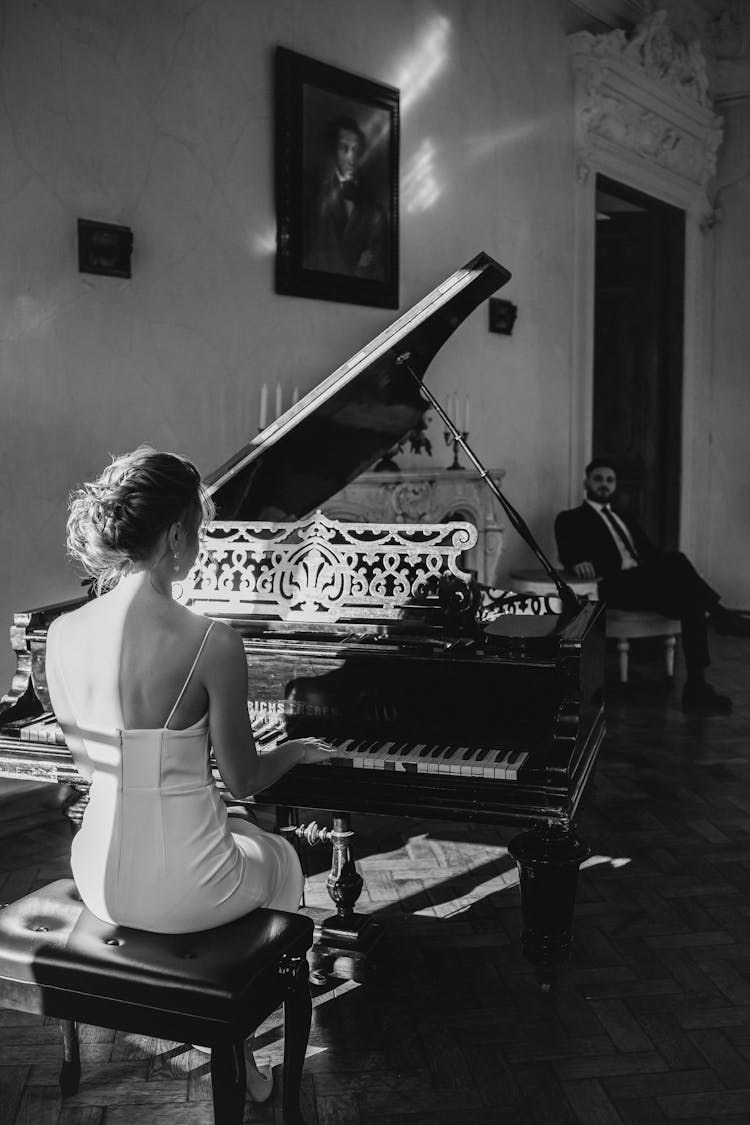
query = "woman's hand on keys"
(281, 737, 337, 765)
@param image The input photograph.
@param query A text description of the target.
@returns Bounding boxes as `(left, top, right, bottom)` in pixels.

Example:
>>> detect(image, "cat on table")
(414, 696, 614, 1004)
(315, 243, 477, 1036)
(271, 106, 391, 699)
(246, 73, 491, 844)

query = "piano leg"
(508, 826, 590, 991)
(274, 810, 383, 981)
(314, 813, 383, 983)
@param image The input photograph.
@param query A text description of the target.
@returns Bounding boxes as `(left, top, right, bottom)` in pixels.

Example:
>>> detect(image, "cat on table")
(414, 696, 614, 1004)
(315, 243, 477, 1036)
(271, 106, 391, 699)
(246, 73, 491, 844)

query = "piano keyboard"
(18, 714, 67, 745)
(14, 713, 528, 781)
(249, 713, 528, 778)
(319, 738, 528, 778)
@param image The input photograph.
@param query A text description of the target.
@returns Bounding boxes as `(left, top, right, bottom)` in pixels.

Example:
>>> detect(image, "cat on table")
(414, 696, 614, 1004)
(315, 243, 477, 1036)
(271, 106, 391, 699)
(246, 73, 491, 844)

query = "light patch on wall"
(390, 14, 451, 114)
(7, 295, 57, 338)
(465, 121, 539, 162)
(402, 138, 442, 214)
(250, 223, 276, 256)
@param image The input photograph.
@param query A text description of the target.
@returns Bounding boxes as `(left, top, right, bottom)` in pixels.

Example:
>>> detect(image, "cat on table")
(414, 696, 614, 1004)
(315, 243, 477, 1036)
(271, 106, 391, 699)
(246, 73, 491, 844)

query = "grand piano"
(0, 252, 605, 988)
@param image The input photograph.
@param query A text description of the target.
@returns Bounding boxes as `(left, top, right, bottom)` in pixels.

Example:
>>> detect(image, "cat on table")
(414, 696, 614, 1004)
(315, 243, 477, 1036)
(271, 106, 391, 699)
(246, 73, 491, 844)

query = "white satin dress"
(50, 622, 303, 933)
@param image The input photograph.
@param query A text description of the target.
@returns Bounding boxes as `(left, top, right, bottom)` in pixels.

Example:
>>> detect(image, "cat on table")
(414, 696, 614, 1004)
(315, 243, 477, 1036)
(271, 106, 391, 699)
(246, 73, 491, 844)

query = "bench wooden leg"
(59, 1019, 80, 1096)
(616, 638, 630, 683)
(210, 1040, 246, 1124)
(664, 635, 677, 678)
(282, 956, 312, 1125)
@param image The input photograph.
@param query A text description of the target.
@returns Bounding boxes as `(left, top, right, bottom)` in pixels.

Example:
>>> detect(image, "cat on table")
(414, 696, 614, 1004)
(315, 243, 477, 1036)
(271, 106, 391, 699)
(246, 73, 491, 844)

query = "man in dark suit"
(555, 458, 750, 715)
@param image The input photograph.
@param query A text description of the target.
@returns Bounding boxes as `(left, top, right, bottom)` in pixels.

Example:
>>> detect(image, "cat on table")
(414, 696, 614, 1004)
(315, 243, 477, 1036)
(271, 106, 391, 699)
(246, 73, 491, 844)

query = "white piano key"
(469, 747, 492, 778)
(482, 748, 505, 779)
(457, 747, 477, 778)
(394, 742, 426, 771)
(415, 744, 441, 774)
(503, 750, 528, 780)
(397, 741, 425, 763)
(437, 745, 459, 775)
(487, 748, 509, 780)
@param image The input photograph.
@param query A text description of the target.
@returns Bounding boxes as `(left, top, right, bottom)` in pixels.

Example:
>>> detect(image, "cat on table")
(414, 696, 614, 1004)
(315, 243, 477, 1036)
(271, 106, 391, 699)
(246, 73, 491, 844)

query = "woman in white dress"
(46, 445, 334, 1099)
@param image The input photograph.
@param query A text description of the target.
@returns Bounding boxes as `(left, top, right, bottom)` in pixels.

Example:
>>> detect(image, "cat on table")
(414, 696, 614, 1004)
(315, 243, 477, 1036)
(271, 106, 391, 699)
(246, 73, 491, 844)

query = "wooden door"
(593, 175, 685, 548)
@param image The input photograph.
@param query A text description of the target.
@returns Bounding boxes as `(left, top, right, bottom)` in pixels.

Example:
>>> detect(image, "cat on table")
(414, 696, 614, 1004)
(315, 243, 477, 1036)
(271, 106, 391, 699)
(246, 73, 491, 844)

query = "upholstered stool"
(0, 879, 313, 1124)
(509, 569, 681, 684)
(606, 609, 682, 684)
(508, 569, 599, 601)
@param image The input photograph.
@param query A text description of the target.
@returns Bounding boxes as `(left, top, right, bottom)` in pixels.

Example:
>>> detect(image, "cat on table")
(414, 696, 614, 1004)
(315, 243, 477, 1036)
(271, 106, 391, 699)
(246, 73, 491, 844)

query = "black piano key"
(442, 746, 458, 760)
(255, 728, 282, 747)
(475, 747, 489, 762)
(330, 739, 356, 753)
(461, 746, 477, 761)
(419, 744, 436, 758)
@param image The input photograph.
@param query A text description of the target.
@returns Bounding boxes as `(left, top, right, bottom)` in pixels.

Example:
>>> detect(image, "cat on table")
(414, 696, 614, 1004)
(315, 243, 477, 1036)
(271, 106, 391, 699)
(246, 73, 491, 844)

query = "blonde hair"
(66, 445, 215, 593)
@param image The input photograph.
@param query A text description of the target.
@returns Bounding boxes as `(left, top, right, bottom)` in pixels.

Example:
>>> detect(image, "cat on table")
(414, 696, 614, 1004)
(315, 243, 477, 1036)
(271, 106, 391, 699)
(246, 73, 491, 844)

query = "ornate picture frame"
(275, 47, 400, 309)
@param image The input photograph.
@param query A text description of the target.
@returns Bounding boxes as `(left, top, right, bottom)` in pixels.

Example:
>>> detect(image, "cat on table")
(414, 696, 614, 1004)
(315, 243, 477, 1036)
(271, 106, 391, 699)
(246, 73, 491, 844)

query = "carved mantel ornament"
(569, 10, 724, 203)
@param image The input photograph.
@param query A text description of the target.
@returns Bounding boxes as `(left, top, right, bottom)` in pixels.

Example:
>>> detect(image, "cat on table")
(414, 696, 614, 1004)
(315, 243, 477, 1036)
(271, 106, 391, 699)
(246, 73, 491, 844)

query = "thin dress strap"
(164, 621, 215, 730)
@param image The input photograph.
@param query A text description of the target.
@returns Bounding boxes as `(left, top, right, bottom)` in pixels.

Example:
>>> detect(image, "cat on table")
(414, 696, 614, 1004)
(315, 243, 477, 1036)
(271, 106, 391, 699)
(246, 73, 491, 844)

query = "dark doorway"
(593, 174, 685, 548)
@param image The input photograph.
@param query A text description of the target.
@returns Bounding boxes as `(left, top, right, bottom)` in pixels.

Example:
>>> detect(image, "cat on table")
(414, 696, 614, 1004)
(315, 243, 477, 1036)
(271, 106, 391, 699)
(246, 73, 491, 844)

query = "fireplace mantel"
(319, 466, 506, 585)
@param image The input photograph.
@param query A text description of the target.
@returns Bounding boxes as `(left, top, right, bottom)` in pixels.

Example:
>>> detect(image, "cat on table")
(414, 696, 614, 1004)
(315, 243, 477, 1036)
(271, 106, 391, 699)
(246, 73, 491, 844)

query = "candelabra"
(444, 427, 469, 470)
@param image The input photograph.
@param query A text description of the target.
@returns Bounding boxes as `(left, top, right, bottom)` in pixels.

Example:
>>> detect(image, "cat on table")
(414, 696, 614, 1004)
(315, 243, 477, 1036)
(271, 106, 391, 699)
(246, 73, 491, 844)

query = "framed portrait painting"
(275, 47, 400, 309)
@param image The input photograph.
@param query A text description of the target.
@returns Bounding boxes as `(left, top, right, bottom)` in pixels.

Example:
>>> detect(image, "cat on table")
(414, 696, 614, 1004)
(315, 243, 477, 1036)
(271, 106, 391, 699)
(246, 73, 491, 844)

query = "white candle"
(463, 394, 470, 434)
(292, 386, 299, 406)
(448, 392, 456, 425)
(275, 382, 283, 419)
(259, 383, 268, 430)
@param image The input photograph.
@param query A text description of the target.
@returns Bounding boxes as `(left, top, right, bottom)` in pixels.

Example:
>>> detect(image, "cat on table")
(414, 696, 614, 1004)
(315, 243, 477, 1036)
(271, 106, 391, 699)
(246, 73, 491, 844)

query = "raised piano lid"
(206, 251, 511, 521)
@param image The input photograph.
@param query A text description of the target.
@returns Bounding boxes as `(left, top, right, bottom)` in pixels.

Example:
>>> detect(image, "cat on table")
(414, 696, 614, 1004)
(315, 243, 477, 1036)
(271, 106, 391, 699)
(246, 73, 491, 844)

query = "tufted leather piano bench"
(0, 878, 314, 1124)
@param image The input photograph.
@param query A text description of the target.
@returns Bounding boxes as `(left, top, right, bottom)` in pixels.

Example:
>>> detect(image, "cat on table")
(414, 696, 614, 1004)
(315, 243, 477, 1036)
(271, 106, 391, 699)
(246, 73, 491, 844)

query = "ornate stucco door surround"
(568, 12, 723, 563)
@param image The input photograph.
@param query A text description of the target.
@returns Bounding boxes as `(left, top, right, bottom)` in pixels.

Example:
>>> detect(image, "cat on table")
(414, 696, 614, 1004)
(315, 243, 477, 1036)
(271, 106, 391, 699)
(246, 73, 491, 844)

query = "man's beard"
(585, 485, 616, 502)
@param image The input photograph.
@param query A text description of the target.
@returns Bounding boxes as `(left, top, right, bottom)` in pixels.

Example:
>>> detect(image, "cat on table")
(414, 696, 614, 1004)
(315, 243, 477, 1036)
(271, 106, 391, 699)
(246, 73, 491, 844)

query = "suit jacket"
(554, 503, 657, 581)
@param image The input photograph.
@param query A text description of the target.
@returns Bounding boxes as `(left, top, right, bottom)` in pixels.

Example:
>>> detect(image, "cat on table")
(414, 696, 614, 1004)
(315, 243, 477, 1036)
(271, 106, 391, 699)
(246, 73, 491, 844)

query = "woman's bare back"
(49, 582, 214, 734)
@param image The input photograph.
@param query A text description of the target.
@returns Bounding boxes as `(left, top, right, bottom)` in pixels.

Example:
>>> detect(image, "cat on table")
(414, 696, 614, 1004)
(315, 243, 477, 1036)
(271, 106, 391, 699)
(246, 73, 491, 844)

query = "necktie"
(600, 505, 639, 563)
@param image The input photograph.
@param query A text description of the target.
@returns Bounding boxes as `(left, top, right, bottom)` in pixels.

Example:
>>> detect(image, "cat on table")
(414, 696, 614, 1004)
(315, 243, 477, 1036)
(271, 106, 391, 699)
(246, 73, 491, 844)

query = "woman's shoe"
(245, 1054, 274, 1103)
(189, 1044, 273, 1102)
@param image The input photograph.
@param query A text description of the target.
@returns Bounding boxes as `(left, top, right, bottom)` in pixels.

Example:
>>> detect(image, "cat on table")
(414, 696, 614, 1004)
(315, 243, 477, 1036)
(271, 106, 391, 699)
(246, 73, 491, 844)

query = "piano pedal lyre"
(276, 807, 383, 984)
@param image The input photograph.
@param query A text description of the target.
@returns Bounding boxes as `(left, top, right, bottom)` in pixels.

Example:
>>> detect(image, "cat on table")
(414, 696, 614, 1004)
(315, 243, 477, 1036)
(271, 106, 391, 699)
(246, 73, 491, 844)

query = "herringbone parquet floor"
(2, 632, 750, 1124)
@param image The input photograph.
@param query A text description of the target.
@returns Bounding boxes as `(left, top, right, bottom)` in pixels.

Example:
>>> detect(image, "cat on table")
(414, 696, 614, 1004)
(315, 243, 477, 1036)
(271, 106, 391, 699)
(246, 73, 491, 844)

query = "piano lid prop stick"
(395, 352, 581, 614)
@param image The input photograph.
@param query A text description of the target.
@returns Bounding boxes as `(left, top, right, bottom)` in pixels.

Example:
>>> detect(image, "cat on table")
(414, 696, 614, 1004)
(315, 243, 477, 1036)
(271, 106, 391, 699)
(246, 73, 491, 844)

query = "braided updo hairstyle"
(66, 445, 215, 593)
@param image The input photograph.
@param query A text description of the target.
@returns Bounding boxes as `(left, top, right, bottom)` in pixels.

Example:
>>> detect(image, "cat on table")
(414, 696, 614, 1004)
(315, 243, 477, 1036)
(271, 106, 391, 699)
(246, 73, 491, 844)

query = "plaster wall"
(709, 96, 750, 608)
(0, 0, 578, 692)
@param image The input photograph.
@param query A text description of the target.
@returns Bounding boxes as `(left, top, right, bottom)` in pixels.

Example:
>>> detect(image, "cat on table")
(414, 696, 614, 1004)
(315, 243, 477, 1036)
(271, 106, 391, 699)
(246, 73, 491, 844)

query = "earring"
(172, 550, 180, 576)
